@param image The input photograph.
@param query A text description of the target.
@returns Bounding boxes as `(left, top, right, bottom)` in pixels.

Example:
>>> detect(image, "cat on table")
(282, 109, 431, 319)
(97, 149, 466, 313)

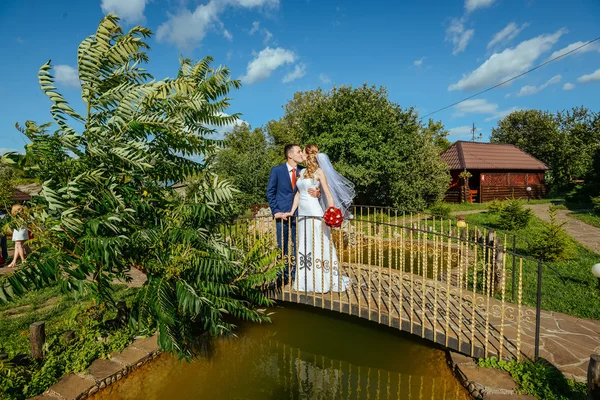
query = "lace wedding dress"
(293, 170, 351, 293)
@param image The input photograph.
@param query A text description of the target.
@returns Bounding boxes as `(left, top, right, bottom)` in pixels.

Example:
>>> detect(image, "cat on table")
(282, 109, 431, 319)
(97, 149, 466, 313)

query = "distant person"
(7, 204, 28, 268)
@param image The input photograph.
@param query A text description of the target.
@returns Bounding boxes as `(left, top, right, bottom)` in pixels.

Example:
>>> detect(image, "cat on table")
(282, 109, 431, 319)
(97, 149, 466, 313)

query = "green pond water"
(91, 304, 470, 400)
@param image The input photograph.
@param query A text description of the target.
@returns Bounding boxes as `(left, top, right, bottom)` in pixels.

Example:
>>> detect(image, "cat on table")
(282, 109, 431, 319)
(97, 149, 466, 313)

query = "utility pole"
(471, 123, 483, 142)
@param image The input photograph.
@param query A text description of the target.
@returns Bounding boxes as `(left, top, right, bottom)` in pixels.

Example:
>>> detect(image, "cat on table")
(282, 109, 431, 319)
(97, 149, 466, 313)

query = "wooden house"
(440, 141, 549, 203)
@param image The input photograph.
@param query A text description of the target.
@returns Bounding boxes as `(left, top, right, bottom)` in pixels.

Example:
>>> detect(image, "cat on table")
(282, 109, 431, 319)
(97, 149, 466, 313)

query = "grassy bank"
(0, 285, 144, 400)
(464, 211, 600, 320)
(569, 211, 600, 229)
(478, 357, 586, 400)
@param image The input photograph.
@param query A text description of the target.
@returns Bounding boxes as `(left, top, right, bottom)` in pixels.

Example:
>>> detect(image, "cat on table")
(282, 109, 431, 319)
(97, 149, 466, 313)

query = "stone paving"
(526, 203, 600, 255)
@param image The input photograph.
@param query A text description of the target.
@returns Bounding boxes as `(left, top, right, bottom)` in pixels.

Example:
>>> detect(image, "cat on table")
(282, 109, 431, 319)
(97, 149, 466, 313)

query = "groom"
(266, 144, 320, 286)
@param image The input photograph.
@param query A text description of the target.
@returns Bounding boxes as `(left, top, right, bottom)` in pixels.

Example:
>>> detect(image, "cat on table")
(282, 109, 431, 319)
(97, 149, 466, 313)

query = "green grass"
(478, 357, 587, 400)
(569, 211, 600, 229)
(463, 211, 600, 320)
(0, 284, 142, 400)
(0, 284, 138, 356)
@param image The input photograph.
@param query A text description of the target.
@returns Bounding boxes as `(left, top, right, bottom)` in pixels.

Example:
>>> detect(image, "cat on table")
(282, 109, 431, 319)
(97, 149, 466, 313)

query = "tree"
(422, 119, 452, 153)
(213, 123, 276, 214)
(491, 108, 600, 191)
(1, 15, 280, 358)
(0, 154, 16, 212)
(269, 84, 449, 210)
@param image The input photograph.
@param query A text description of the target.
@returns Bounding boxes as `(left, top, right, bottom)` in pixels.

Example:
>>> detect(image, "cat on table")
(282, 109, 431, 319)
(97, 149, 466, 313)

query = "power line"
(419, 36, 600, 120)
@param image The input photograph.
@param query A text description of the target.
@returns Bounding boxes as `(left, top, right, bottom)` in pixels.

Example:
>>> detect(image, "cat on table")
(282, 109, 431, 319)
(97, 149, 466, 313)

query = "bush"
(429, 203, 452, 218)
(529, 207, 575, 262)
(592, 196, 600, 216)
(487, 199, 505, 214)
(497, 200, 532, 230)
(478, 357, 586, 400)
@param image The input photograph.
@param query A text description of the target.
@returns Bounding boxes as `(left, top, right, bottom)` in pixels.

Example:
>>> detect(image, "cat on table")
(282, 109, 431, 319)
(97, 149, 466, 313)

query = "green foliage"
(487, 199, 506, 214)
(0, 153, 17, 212)
(491, 107, 600, 190)
(478, 357, 586, 400)
(497, 199, 533, 230)
(2, 14, 281, 357)
(266, 84, 450, 210)
(0, 285, 140, 399)
(213, 123, 277, 216)
(593, 196, 600, 216)
(529, 207, 576, 262)
(464, 212, 600, 319)
(428, 202, 452, 217)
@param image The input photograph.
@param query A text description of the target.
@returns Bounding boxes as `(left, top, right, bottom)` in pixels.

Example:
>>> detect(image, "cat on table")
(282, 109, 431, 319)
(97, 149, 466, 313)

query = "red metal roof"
(440, 141, 549, 171)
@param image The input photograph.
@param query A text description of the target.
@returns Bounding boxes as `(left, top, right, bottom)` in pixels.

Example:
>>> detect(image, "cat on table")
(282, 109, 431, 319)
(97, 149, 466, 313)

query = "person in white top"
(7, 204, 28, 268)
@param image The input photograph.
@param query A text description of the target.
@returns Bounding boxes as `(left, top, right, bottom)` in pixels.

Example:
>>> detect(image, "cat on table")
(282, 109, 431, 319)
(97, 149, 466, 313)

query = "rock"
(46, 374, 95, 400)
(88, 386, 99, 396)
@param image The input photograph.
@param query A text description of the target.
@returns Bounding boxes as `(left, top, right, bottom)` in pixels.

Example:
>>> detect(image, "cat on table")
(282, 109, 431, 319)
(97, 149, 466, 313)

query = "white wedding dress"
(293, 170, 351, 293)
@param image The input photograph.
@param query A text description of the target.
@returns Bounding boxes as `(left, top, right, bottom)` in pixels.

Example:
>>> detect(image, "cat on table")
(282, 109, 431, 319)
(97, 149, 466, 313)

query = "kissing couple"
(266, 144, 355, 294)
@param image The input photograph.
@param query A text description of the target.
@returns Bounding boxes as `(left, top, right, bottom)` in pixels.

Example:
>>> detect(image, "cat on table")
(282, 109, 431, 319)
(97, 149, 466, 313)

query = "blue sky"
(1, 0, 599, 154)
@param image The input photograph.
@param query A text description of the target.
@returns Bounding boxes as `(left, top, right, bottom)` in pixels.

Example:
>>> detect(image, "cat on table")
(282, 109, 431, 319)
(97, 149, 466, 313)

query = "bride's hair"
(304, 144, 319, 179)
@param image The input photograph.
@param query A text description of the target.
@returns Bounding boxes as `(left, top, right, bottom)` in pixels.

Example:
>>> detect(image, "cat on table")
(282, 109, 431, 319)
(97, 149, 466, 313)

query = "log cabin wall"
(479, 171, 546, 202)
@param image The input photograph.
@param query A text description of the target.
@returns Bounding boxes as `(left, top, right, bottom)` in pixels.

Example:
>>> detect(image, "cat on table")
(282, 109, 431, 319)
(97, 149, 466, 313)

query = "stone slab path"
(526, 203, 600, 255)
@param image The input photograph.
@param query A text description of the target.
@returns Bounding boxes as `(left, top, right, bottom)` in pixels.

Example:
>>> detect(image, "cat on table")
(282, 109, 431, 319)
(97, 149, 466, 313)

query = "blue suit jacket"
(267, 164, 304, 215)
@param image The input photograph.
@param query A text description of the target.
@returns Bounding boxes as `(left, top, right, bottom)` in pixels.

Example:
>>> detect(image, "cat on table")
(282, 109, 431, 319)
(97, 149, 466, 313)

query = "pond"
(91, 304, 470, 400)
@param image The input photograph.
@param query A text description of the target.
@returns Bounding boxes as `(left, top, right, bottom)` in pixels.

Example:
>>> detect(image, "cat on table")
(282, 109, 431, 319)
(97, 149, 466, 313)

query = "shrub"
(592, 196, 600, 216)
(478, 357, 586, 400)
(487, 199, 505, 214)
(529, 207, 575, 262)
(429, 203, 452, 218)
(497, 200, 532, 230)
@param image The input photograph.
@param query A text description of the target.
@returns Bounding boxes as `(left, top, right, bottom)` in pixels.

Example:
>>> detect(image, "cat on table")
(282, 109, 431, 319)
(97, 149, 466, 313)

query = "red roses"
(323, 206, 343, 228)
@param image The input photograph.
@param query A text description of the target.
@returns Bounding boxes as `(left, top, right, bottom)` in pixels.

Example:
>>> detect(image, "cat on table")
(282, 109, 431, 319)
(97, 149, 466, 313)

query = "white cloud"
(516, 74, 561, 97)
(207, 112, 248, 140)
(263, 29, 273, 44)
(223, 29, 233, 41)
(226, 50, 233, 61)
(249, 21, 260, 35)
(445, 18, 474, 55)
(453, 99, 519, 122)
(454, 99, 498, 117)
(54, 65, 80, 88)
(563, 83, 576, 90)
(465, 0, 496, 13)
(101, 0, 146, 23)
(488, 22, 529, 49)
(548, 41, 600, 60)
(413, 57, 425, 67)
(484, 106, 521, 122)
(283, 63, 307, 83)
(449, 28, 567, 91)
(157, 0, 279, 50)
(578, 68, 600, 84)
(319, 73, 331, 84)
(240, 47, 296, 84)
(448, 126, 477, 137)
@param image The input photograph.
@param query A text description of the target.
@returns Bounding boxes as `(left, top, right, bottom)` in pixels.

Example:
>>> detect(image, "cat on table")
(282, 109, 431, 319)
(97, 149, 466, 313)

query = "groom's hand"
(274, 212, 288, 220)
(307, 187, 321, 198)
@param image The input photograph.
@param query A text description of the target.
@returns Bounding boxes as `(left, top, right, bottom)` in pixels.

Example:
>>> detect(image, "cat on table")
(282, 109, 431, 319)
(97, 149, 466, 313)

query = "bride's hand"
(307, 187, 320, 198)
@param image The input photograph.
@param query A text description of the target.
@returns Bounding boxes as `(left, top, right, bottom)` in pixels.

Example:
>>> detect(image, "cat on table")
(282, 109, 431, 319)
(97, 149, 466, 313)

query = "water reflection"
(92, 305, 469, 400)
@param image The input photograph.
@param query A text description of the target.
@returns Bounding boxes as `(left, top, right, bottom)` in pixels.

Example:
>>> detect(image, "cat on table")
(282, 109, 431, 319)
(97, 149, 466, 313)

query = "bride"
(285, 144, 355, 293)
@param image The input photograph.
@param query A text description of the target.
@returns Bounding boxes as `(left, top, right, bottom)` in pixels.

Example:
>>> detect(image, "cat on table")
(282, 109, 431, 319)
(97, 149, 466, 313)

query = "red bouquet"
(323, 206, 344, 228)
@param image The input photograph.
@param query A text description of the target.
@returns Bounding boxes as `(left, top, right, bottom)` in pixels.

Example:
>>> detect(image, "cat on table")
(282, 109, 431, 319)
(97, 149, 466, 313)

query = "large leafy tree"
(0, 15, 279, 357)
(213, 123, 277, 214)
(490, 108, 600, 190)
(266, 85, 449, 210)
